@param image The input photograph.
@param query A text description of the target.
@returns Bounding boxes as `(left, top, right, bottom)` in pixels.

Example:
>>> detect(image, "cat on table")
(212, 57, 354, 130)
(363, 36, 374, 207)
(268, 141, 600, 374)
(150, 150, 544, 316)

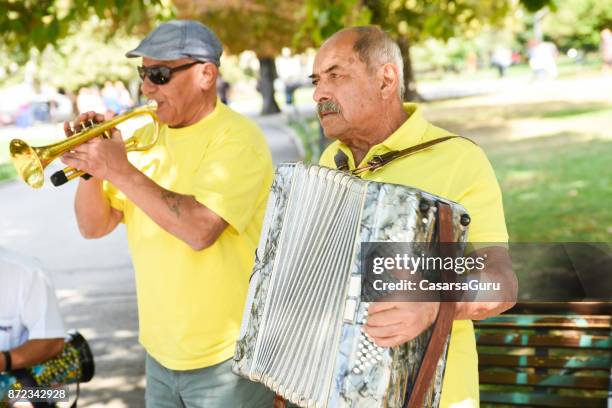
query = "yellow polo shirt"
(104, 101, 273, 370)
(319, 103, 508, 407)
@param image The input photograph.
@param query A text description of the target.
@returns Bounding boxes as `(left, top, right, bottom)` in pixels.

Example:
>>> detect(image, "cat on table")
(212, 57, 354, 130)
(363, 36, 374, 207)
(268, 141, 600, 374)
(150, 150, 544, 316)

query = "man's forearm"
(110, 164, 226, 250)
(74, 178, 120, 238)
(1, 339, 65, 372)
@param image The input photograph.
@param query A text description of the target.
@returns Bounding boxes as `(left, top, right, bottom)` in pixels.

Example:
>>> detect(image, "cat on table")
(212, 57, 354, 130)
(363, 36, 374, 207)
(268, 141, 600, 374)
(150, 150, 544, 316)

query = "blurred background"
(0, 0, 611, 406)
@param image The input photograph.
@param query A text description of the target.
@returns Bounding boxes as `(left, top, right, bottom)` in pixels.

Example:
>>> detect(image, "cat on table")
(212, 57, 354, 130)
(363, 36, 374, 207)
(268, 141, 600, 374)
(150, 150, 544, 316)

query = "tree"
(34, 20, 142, 91)
(0, 0, 175, 90)
(298, 0, 533, 101)
(0, 0, 173, 83)
(173, 0, 304, 115)
(542, 0, 612, 51)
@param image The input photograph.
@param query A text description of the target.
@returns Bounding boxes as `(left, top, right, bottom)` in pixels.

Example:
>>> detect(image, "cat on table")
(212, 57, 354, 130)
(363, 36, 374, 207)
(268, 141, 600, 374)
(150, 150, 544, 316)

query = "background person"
(0, 247, 66, 406)
(601, 28, 612, 75)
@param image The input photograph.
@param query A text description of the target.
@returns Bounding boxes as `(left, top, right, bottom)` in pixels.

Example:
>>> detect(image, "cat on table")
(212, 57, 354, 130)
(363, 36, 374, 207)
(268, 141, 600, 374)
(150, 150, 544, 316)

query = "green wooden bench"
(475, 302, 612, 407)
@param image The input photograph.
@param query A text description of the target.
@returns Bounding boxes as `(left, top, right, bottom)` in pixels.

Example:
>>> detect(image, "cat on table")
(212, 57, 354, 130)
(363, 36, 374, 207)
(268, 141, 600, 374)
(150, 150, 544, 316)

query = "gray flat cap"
(126, 20, 222, 65)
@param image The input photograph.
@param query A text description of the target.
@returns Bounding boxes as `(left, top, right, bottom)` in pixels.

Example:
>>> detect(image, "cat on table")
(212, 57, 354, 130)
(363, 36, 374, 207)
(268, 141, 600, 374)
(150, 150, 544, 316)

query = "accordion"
(233, 163, 470, 408)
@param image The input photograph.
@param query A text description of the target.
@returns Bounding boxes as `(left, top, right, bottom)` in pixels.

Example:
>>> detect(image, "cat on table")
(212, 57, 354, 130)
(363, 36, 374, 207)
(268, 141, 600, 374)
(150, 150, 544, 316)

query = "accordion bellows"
(233, 163, 469, 408)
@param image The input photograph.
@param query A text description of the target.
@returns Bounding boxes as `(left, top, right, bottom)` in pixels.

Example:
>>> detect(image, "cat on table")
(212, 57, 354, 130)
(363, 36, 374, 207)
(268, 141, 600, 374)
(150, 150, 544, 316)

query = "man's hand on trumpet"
(61, 111, 133, 184)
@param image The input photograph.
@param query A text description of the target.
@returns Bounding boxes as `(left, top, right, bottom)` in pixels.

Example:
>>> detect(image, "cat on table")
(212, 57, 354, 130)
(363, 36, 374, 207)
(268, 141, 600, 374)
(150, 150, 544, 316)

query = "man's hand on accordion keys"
(363, 301, 440, 347)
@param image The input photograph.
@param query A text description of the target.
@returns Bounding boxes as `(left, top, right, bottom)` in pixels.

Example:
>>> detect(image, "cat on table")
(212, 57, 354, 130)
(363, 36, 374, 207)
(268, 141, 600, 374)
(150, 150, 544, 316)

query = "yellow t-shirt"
(319, 103, 508, 407)
(104, 101, 273, 370)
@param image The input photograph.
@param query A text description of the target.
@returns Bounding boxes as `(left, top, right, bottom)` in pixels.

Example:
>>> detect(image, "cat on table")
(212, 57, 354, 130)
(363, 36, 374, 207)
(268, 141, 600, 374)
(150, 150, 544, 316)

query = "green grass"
(0, 162, 16, 183)
(489, 136, 611, 242)
(418, 57, 604, 85)
(539, 106, 612, 119)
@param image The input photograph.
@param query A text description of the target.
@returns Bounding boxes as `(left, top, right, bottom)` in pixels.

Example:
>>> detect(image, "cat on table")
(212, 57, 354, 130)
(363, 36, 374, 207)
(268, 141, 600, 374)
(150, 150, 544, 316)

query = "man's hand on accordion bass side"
(363, 301, 440, 347)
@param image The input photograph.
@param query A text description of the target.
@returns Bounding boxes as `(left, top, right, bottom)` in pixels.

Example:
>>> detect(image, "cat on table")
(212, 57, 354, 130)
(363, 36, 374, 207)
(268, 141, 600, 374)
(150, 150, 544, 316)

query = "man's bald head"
(323, 26, 405, 100)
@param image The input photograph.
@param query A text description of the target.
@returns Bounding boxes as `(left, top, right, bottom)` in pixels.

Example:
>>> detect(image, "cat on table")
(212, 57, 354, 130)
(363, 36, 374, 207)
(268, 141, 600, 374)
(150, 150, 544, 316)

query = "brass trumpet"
(9, 103, 160, 189)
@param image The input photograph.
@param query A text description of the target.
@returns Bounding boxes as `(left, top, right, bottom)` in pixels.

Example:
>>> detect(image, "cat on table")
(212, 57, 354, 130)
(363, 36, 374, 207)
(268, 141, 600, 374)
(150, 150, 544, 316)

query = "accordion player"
(233, 163, 471, 408)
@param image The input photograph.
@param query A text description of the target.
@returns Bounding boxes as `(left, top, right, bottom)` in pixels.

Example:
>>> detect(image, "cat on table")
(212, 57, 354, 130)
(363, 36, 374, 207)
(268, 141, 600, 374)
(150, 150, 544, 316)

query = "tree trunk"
(257, 56, 281, 115)
(396, 36, 424, 102)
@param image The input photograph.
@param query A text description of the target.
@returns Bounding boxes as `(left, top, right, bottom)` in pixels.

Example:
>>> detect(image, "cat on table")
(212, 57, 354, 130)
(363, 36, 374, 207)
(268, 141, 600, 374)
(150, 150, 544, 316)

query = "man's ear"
(199, 62, 218, 91)
(379, 63, 400, 99)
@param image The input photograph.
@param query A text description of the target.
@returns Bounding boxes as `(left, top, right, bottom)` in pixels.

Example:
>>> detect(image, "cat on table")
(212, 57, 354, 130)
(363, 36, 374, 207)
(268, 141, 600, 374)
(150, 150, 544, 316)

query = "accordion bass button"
(353, 367, 361, 374)
(419, 199, 431, 213)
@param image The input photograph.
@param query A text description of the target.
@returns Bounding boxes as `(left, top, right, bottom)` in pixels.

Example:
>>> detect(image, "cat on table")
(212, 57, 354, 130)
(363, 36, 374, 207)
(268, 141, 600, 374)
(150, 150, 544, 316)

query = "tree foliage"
(297, 0, 515, 100)
(298, 0, 512, 48)
(293, 0, 370, 48)
(173, 0, 303, 58)
(36, 20, 140, 91)
(0, 0, 172, 62)
(542, 0, 612, 51)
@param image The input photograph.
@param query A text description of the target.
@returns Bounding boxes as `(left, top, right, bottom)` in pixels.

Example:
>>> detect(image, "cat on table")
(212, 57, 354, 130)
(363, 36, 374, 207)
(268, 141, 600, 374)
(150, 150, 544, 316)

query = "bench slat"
(510, 302, 612, 315)
(478, 354, 612, 370)
(479, 372, 608, 389)
(480, 391, 606, 407)
(476, 314, 611, 330)
(476, 333, 612, 350)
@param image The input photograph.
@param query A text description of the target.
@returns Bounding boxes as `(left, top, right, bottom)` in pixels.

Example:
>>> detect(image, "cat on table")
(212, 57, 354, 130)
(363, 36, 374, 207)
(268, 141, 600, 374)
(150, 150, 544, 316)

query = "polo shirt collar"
(335, 103, 429, 169)
(380, 103, 428, 151)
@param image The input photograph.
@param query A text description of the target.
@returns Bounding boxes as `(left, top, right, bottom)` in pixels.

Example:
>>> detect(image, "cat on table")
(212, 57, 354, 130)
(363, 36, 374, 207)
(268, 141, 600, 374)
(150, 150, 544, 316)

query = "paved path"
(0, 116, 303, 407)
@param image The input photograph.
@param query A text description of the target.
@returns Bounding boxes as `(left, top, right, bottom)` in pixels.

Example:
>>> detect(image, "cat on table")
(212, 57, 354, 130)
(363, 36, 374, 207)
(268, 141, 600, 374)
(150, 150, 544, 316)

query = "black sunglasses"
(137, 61, 204, 85)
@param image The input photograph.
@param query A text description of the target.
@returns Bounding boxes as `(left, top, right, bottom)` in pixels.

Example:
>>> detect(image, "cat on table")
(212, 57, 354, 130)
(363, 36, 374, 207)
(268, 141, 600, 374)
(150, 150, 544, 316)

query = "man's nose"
(140, 77, 157, 97)
(313, 84, 331, 104)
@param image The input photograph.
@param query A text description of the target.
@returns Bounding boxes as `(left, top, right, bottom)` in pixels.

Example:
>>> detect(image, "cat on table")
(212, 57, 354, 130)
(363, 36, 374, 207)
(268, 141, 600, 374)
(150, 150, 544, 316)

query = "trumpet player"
(61, 20, 275, 408)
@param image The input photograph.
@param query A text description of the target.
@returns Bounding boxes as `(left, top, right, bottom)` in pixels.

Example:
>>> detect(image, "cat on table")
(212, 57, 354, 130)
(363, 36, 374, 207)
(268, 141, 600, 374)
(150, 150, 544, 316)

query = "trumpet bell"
(10, 139, 45, 189)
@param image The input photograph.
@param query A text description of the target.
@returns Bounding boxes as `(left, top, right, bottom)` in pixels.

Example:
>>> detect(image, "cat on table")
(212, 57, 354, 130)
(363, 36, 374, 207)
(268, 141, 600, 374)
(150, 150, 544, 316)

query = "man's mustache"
(317, 100, 342, 118)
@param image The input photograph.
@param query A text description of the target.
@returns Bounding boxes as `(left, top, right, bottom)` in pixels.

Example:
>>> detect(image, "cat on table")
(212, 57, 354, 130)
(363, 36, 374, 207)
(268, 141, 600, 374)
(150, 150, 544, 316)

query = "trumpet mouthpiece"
(50, 170, 69, 187)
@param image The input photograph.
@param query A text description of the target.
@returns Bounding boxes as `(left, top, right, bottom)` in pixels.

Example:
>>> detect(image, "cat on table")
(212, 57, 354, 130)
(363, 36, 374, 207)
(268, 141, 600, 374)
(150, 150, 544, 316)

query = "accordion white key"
(233, 163, 470, 408)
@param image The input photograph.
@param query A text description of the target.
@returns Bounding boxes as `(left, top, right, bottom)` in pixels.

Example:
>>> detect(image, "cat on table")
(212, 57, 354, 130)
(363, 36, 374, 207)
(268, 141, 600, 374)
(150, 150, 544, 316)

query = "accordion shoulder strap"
(349, 135, 475, 175)
(405, 202, 457, 408)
